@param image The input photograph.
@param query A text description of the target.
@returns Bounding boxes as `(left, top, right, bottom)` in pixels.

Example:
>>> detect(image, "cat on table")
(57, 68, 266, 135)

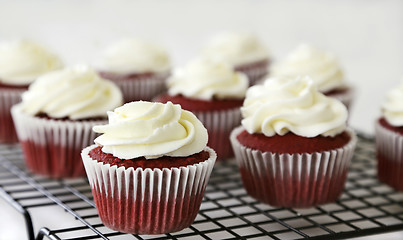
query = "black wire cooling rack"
(1, 134, 403, 240)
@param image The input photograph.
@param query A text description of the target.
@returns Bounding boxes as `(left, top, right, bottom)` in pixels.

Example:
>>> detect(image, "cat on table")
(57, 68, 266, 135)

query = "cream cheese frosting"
(20, 65, 123, 120)
(382, 80, 403, 126)
(93, 101, 208, 159)
(0, 40, 62, 85)
(271, 44, 346, 93)
(241, 76, 347, 137)
(203, 32, 269, 66)
(167, 59, 248, 100)
(97, 38, 170, 74)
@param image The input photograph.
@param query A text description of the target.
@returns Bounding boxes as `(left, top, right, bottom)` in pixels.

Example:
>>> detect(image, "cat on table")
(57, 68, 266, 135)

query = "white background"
(0, 0, 402, 239)
(0, 0, 402, 134)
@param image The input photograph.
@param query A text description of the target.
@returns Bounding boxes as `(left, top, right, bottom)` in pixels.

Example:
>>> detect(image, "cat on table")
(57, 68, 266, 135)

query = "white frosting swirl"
(0, 40, 62, 85)
(271, 44, 345, 92)
(241, 76, 347, 137)
(167, 59, 248, 100)
(203, 32, 269, 66)
(93, 101, 208, 159)
(97, 38, 170, 74)
(21, 65, 123, 120)
(382, 80, 403, 126)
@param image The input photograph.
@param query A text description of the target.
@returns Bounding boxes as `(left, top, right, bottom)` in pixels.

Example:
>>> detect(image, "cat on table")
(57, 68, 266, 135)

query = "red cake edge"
(89, 145, 211, 170)
(236, 128, 352, 154)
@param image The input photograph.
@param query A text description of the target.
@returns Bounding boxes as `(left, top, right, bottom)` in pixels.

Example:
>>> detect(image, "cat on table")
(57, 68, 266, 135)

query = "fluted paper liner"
(230, 126, 357, 208)
(0, 88, 24, 143)
(234, 59, 270, 86)
(11, 104, 106, 178)
(194, 107, 242, 160)
(375, 120, 403, 190)
(81, 145, 216, 234)
(111, 72, 169, 102)
(327, 86, 354, 110)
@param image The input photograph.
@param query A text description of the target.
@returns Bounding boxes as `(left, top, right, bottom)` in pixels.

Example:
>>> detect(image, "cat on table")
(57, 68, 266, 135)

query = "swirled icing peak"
(382, 80, 403, 126)
(167, 58, 248, 100)
(0, 40, 62, 85)
(93, 101, 208, 159)
(241, 76, 347, 137)
(271, 44, 345, 92)
(21, 65, 123, 120)
(97, 38, 170, 74)
(203, 32, 269, 66)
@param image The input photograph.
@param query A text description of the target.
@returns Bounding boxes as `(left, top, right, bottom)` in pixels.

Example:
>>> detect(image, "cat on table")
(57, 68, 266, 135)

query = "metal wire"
(1, 135, 403, 240)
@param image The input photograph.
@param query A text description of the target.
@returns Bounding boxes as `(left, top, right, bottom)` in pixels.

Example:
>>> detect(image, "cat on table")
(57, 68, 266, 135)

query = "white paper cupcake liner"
(194, 107, 242, 160)
(11, 104, 107, 178)
(0, 88, 24, 143)
(235, 62, 269, 86)
(325, 86, 354, 110)
(375, 120, 403, 190)
(81, 145, 216, 234)
(230, 126, 357, 208)
(111, 72, 169, 102)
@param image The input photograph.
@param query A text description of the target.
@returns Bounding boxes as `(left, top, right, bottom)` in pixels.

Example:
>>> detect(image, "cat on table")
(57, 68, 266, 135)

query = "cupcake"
(230, 76, 356, 208)
(154, 58, 248, 159)
(96, 38, 171, 102)
(271, 44, 353, 109)
(0, 40, 62, 143)
(81, 101, 216, 234)
(376, 80, 403, 190)
(202, 32, 270, 85)
(11, 65, 122, 178)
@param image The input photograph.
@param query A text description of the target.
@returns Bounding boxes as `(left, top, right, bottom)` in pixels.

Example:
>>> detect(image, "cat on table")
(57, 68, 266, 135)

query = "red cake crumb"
(154, 94, 243, 112)
(0, 81, 28, 89)
(378, 117, 403, 135)
(89, 146, 210, 169)
(237, 130, 351, 154)
(99, 71, 156, 81)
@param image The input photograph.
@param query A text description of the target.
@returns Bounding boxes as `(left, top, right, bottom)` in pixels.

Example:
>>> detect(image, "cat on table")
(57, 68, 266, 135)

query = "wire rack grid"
(1, 134, 403, 240)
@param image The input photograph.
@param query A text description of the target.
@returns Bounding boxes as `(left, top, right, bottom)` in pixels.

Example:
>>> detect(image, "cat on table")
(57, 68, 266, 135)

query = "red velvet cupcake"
(81, 101, 216, 234)
(96, 38, 170, 102)
(0, 40, 62, 143)
(11, 66, 122, 178)
(202, 32, 270, 85)
(154, 94, 243, 160)
(154, 59, 248, 160)
(271, 44, 354, 109)
(376, 82, 403, 190)
(0, 84, 26, 144)
(230, 76, 356, 208)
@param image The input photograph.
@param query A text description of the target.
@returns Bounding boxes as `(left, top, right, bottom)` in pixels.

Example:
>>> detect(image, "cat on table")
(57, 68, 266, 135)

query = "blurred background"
(0, 0, 402, 134)
(0, 1, 402, 239)
(0, 0, 403, 133)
